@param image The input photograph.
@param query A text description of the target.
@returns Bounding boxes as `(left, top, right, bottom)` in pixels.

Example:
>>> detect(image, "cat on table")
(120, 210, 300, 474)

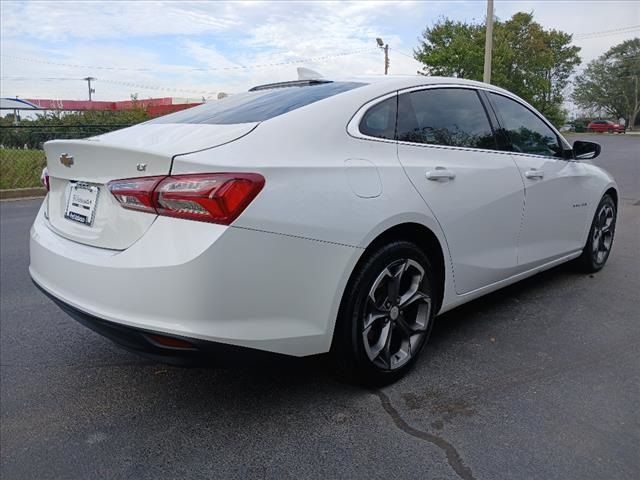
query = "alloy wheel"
(592, 204, 614, 265)
(362, 259, 431, 371)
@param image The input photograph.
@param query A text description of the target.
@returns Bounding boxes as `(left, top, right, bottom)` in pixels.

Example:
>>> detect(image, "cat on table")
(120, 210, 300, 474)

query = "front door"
(487, 92, 592, 269)
(396, 87, 525, 294)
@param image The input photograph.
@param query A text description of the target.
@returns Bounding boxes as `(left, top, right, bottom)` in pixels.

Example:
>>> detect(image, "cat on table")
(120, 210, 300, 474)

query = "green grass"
(0, 149, 47, 189)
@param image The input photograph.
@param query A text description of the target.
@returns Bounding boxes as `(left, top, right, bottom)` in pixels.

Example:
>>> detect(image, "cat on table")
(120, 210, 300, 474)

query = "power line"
(574, 25, 639, 36)
(1, 76, 82, 81)
(574, 24, 640, 39)
(389, 47, 418, 61)
(0, 76, 218, 96)
(100, 78, 217, 95)
(0, 48, 378, 73)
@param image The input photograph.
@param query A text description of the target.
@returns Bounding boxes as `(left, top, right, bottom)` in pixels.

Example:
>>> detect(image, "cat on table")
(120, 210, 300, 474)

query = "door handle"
(524, 169, 544, 179)
(426, 167, 456, 181)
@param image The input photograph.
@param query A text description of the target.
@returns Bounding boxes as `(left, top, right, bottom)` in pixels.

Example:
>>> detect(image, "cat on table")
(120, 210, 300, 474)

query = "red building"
(24, 97, 203, 117)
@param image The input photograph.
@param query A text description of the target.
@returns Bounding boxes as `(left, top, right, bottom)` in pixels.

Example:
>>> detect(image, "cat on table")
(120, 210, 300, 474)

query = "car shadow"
(106, 260, 586, 401)
(428, 261, 582, 348)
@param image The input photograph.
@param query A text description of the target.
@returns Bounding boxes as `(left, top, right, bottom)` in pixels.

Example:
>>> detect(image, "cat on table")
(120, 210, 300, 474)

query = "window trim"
(347, 83, 570, 158)
(483, 90, 571, 160)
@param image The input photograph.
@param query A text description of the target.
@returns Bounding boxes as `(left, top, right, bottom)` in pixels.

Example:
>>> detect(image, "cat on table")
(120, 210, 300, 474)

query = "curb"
(0, 187, 47, 200)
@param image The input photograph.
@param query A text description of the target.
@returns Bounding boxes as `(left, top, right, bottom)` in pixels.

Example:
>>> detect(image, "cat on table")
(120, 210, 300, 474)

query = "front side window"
(396, 88, 496, 150)
(489, 93, 562, 158)
(359, 96, 397, 140)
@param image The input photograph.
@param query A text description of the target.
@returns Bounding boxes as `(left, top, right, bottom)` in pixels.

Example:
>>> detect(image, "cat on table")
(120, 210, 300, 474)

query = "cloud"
(0, 0, 241, 41)
(1, 0, 637, 101)
(494, 0, 640, 64)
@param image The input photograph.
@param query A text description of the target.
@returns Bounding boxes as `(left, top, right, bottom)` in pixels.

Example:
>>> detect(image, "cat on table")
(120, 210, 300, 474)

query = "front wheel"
(333, 241, 436, 385)
(576, 195, 617, 272)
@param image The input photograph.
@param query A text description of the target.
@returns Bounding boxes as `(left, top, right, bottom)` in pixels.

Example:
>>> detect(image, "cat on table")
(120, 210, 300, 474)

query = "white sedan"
(30, 76, 618, 384)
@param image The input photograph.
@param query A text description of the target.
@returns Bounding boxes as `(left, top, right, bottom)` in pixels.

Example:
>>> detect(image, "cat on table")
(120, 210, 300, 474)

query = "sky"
(1, 0, 639, 102)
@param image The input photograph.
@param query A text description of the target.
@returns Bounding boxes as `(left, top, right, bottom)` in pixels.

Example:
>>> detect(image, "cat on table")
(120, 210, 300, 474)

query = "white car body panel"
(511, 153, 593, 268)
(42, 123, 257, 250)
(31, 203, 360, 356)
(397, 142, 525, 294)
(29, 75, 618, 357)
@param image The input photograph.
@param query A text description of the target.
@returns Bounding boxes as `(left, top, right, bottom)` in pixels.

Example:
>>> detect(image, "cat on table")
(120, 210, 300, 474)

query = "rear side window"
(149, 82, 365, 125)
(489, 93, 562, 158)
(359, 96, 397, 140)
(397, 88, 496, 150)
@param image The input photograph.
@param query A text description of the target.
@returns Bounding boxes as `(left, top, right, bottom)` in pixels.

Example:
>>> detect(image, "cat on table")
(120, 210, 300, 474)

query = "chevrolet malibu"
(30, 76, 618, 384)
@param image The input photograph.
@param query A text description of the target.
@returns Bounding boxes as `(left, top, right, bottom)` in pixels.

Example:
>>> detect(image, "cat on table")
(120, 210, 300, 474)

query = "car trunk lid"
(44, 122, 257, 250)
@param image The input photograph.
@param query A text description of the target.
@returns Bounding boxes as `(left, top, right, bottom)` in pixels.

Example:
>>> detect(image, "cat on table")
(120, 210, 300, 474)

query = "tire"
(332, 241, 437, 386)
(608, 128, 614, 134)
(576, 195, 617, 273)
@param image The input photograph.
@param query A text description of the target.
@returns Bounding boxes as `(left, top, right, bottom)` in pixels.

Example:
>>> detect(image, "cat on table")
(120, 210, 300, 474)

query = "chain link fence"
(0, 125, 132, 190)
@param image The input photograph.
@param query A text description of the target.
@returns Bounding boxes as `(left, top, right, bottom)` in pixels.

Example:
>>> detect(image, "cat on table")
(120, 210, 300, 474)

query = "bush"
(0, 149, 46, 189)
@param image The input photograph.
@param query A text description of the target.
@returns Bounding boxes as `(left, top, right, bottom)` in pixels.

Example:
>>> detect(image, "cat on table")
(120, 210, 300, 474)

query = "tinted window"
(397, 88, 495, 149)
(359, 96, 397, 140)
(149, 82, 365, 125)
(489, 93, 561, 157)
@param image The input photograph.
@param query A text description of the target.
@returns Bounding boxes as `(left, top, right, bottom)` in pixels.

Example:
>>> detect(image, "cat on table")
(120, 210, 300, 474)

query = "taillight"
(108, 176, 164, 213)
(107, 173, 264, 225)
(40, 167, 49, 191)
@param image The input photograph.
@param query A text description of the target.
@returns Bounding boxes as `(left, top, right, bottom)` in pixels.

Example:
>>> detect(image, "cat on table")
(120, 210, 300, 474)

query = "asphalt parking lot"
(1, 134, 638, 480)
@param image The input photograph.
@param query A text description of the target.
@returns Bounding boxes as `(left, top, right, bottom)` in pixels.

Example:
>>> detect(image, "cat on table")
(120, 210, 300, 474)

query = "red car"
(587, 120, 625, 133)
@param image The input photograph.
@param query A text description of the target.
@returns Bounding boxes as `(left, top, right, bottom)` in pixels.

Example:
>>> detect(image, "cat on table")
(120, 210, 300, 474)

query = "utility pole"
(384, 44, 389, 75)
(83, 76, 96, 101)
(483, 0, 494, 84)
(376, 38, 389, 75)
(633, 75, 638, 131)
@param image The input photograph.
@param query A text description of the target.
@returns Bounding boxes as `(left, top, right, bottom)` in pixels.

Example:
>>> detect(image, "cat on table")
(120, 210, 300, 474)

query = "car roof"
(334, 74, 515, 96)
(251, 74, 516, 99)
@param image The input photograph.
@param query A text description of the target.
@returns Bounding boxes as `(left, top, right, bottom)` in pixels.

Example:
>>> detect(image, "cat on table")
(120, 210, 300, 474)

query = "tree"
(0, 108, 151, 149)
(415, 12, 581, 126)
(573, 38, 640, 130)
(414, 18, 486, 80)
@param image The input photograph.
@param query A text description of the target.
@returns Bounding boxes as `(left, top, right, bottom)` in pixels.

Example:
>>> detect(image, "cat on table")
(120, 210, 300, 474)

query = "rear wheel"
(608, 128, 614, 134)
(333, 241, 436, 385)
(576, 195, 616, 272)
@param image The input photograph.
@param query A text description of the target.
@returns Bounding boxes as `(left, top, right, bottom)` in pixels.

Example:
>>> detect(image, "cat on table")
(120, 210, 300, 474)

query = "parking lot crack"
(373, 389, 475, 480)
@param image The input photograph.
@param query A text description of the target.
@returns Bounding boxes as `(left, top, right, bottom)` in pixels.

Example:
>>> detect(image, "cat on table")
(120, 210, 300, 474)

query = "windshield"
(149, 81, 365, 125)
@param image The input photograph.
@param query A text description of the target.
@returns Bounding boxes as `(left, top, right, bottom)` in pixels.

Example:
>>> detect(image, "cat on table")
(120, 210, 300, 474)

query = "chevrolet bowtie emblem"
(59, 153, 74, 167)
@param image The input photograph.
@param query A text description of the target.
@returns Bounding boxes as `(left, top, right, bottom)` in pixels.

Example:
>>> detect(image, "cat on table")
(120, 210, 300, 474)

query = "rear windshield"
(149, 81, 365, 125)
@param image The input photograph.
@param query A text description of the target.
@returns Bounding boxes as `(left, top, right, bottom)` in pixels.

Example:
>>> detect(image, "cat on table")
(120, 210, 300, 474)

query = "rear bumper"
(34, 280, 291, 366)
(30, 201, 360, 357)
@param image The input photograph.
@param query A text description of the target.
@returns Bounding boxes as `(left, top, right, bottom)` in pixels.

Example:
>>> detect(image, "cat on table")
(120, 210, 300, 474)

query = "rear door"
(396, 87, 525, 294)
(486, 92, 591, 269)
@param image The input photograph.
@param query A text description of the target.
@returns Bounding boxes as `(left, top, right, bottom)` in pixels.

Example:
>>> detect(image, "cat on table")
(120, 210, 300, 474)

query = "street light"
(376, 38, 389, 75)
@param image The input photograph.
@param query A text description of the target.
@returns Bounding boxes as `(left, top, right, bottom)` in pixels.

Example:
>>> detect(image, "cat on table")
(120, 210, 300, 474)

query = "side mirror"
(573, 140, 601, 160)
